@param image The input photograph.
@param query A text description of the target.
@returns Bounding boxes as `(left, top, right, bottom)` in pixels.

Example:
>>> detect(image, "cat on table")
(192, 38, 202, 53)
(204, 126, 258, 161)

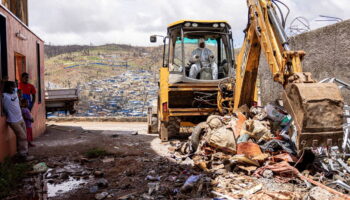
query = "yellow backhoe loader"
(149, 0, 344, 151)
(149, 20, 236, 141)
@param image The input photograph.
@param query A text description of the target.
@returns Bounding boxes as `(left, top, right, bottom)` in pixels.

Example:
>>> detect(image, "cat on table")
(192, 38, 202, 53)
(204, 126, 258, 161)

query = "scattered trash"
(260, 139, 297, 155)
(181, 157, 195, 166)
(96, 178, 109, 188)
(308, 186, 333, 200)
(89, 185, 99, 193)
(270, 153, 297, 163)
(180, 175, 202, 193)
(264, 103, 287, 122)
(148, 182, 160, 195)
(242, 183, 263, 196)
(117, 192, 137, 200)
(254, 161, 299, 179)
(237, 165, 257, 175)
(327, 180, 350, 192)
(141, 193, 154, 200)
(337, 158, 350, 173)
(232, 154, 260, 167)
(95, 192, 109, 200)
(94, 170, 104, 177)
(212, 191, 236, 200)
(207, 125, 237, 153)
(102, 157, 115, 163)
(262, 170, 274, 179)
(145, 175, 161, 181)
(239, 120, 272, 143)
(237, 142, 262, 158)
(33, 162, 49, 173)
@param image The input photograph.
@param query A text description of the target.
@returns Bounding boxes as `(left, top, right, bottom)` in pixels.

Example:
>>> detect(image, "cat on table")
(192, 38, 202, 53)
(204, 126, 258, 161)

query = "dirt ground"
(26, 121, 175, 200)
(5, 121, 347, 200)
(7, 121, 214, 200)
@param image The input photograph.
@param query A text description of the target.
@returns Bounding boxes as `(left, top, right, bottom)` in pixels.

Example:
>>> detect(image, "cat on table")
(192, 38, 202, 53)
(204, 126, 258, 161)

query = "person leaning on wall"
(2, 81, 33, 161)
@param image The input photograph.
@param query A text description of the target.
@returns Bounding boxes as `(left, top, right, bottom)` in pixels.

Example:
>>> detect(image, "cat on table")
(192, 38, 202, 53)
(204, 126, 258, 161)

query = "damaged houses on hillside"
(0, 0, 45, 161)
(75, 70, 157, 117)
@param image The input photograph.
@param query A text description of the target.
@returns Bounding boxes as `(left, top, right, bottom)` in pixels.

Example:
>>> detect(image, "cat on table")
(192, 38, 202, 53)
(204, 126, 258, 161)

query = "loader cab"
(149, 20, 236, 142)
(152, 20, 235, 84)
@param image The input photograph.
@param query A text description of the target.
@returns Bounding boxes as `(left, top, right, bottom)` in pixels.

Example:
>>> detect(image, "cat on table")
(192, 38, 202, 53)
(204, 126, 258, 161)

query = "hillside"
(45, 44, 162, 88)
(44, 44, 162, 117)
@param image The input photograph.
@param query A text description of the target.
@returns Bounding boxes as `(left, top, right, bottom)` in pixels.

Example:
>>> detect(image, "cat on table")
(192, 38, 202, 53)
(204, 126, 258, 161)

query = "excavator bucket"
(282, 82, 344, 151)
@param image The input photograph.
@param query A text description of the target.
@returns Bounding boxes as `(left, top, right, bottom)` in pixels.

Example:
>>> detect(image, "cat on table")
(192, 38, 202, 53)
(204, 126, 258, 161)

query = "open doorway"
(14, 53, 26, 85)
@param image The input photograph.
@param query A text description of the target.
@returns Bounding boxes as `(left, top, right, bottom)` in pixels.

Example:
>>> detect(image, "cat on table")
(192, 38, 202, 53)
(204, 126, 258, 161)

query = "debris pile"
(169, 102, 350, 199)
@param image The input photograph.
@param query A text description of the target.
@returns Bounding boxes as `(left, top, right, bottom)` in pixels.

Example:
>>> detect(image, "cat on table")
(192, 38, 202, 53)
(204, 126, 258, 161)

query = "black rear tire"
(167, 117, 180, 138)
(190, 122, 207, 152)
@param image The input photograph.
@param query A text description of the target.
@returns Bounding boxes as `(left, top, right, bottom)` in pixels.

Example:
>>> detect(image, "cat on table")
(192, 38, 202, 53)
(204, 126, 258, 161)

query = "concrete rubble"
(164, 102, 350, 199)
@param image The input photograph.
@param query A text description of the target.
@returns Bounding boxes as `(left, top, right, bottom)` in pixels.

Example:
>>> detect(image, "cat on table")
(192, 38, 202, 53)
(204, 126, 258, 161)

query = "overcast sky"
(28, 0, 350, 47)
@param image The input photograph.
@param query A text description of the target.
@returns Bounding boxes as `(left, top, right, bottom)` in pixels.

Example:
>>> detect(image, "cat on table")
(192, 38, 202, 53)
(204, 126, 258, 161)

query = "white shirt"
(191, 47, 214, 66)
(3, 92, 23, 123)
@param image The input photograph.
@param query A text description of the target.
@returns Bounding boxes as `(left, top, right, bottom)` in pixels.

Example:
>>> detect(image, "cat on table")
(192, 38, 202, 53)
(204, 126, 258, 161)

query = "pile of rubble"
(168, 103, 350, 199)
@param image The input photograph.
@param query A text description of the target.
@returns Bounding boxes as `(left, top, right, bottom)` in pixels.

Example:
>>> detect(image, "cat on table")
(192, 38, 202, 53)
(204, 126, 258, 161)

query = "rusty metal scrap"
(327, 180, 350, 193)
(269, 153, 298, 163)
(237, 142, 262, 158)
(254, 161, 299, 178)
(299, 173, 350, 200)
(337, 158, 350, 173)
(254, 161, 350, 199)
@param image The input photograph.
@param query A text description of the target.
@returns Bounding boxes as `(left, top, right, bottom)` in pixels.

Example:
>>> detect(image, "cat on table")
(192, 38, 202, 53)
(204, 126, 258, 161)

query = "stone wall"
(259, 19, 350, 105)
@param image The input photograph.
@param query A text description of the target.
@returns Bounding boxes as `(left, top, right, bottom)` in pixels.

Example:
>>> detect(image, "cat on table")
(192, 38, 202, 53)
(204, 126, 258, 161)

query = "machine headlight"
(220, 23, 226, 27)
(192, 23, 198, 27)
(213, 23, 219, 28)
(184, 22, 191, 27)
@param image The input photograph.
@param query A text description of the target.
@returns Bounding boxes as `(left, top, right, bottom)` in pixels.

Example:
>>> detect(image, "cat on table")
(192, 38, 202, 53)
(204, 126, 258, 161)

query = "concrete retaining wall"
(259, 19, 350, 105)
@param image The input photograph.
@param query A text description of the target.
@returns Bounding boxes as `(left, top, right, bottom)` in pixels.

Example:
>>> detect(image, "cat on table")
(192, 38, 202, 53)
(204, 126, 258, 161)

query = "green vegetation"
(45, 44, 162, 89)
(87, 56, 101, 61)
(0, 158, 30, 198)
(84, 148, 109, 158)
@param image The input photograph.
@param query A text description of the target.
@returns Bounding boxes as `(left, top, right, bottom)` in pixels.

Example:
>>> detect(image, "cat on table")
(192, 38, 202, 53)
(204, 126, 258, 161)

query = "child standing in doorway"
(20, 99, 35, 147)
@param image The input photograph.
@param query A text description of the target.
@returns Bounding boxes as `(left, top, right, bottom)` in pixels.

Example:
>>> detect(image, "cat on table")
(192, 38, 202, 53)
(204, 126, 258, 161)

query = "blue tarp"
(176, 37, 217, 45)
(64, 64, 81, 69)
(64, 62, 129, 69)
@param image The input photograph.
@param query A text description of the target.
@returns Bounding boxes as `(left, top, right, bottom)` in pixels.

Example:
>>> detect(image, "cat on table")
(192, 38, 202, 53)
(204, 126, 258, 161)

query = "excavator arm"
(234, 0, 344, 151)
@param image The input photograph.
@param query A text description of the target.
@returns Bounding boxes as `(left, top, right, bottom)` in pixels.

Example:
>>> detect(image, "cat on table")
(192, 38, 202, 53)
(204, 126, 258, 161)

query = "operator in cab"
(189, 38, 218, 80)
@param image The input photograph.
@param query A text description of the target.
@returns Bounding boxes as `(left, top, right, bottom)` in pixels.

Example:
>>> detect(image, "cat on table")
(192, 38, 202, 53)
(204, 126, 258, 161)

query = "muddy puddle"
(44, 163, 93, 199)
(47, 177, 87, 197)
